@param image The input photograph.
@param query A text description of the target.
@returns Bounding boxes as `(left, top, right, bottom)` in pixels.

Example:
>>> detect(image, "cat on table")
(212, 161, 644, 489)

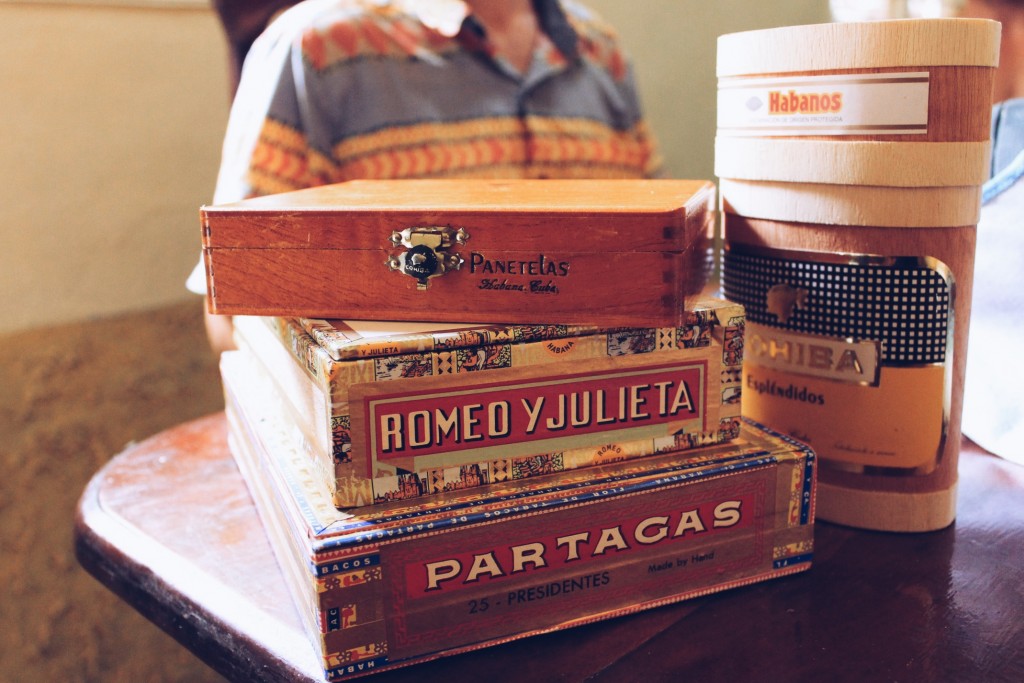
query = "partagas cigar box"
(200, 179, 715, 326)
(232, 297, 745, 507)
(221, 351, 816, 681)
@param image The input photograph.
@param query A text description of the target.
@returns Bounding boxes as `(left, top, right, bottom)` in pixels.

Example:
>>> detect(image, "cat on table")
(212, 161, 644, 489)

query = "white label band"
(717, 72, 930, 137)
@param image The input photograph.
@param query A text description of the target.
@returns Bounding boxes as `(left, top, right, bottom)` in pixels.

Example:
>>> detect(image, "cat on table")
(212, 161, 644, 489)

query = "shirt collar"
(531, 0, 579, 61)
(396, 0, 579, 62)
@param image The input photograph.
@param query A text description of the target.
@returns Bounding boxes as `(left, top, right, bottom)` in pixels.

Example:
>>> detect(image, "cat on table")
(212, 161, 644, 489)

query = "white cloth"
(962, 149, 1024, 464)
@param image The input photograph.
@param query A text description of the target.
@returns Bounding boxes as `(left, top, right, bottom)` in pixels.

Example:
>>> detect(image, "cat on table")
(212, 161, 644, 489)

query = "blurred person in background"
(189, 0, 661, 354)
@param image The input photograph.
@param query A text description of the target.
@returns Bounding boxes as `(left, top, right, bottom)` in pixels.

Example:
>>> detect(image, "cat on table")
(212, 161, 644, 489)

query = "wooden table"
(75, 412, 1024, 683)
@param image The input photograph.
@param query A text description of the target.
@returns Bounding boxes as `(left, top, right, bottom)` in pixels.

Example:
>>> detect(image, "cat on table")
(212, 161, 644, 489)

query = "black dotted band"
(723, 245, 951, 365)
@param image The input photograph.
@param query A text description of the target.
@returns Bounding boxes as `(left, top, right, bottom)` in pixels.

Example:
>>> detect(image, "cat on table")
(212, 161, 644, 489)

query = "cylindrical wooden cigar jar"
(716, 19, 1000, 532)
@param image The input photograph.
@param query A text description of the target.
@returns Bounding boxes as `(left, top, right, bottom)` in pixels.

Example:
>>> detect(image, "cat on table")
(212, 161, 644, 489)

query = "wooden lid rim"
(719, 178, 981, 227)
(715, 139, 991, 187)
(815, 480, 957, 532)
(717, 18, 1001, 77)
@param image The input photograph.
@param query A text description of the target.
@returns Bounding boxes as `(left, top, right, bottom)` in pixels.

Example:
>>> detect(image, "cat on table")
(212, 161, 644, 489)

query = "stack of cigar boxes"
(202, 178, 817, 680)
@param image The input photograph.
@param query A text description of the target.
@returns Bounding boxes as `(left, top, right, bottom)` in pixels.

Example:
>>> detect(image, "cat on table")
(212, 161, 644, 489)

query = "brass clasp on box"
(386, 226, 469, 289)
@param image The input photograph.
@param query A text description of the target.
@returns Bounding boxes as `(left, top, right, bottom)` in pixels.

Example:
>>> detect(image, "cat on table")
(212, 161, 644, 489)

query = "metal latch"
(386, 226, 469, 289)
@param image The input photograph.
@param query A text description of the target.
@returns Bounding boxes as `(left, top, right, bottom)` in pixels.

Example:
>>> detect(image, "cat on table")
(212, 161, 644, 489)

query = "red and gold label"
(383, 476, 770, 661)
(350, 354, 714, 476)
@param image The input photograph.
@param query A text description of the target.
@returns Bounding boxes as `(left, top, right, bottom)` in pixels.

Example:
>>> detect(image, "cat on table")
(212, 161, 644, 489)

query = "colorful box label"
(384, 476, 770, 661)
(235, 298, 745, 506)
(717, 71, 930, 136)
(355, 358, 710, 472)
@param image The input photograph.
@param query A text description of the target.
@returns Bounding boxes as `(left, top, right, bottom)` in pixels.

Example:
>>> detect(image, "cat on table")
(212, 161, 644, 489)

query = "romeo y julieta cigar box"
(232, 297, 745, 507)
(200, 179, 715, 326)
(221, 350, 816, 681)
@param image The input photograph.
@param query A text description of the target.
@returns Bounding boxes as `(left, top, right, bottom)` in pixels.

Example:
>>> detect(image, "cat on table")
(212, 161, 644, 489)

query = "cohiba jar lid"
(714, 138, 992, 187)
(717, 18, 1000, 77)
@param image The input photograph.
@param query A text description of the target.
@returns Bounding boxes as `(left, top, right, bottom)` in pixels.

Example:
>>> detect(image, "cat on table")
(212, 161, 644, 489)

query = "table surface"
(75, 412, 1024, 683)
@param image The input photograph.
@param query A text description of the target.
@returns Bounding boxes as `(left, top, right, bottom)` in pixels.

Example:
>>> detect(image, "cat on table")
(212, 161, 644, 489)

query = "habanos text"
(372, 364, 705, 458)
(411, 496, 749, 595)
(769, 90, 843, 115)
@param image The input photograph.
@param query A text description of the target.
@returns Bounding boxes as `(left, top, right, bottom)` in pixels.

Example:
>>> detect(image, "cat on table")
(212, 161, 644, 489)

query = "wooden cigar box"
(200, 179, 715, 327)
(231, 297, 745, 508)
(221, 350, 816, 681)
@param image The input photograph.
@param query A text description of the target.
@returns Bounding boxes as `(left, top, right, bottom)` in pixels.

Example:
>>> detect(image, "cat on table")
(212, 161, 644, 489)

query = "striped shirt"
(211, 0, 662, 203)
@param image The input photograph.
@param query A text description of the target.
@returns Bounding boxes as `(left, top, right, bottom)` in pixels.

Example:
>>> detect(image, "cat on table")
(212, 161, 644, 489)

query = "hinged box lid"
(201, 179, 715, 327)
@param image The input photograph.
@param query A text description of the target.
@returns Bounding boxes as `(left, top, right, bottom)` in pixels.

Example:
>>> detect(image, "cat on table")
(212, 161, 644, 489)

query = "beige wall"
(0, 1, 831, 335)
(587, 0, 831, 179)
(0, 2, 230, 334)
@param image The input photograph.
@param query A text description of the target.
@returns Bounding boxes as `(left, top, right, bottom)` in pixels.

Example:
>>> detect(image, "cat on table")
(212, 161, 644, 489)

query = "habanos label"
(717, 72, 930, 136)
(723, 244, 952, 472)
